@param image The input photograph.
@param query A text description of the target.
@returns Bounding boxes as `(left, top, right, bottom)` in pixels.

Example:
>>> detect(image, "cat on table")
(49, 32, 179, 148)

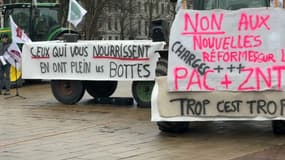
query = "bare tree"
(108, 0, 137, 40)
(79, 0, 108, 39)
(57, 0, 106, 39)
(146, 0, 155, 38)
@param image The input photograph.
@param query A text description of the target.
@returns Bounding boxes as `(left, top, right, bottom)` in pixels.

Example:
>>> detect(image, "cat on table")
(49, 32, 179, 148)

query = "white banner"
(10, 16, 32, 44)
(152, 77, 285, 121)
(168, 8, 285, 92)
(22, 40, 164, 80)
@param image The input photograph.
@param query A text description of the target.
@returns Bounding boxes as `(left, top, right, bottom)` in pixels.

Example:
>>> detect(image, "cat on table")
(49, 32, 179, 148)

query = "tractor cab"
(192, 0, 270, 10)
(0, 3, 71, 41)
(0, 3, 78, 88)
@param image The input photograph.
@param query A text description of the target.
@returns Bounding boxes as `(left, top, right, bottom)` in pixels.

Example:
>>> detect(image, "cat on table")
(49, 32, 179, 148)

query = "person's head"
(1, 34, 9, 43)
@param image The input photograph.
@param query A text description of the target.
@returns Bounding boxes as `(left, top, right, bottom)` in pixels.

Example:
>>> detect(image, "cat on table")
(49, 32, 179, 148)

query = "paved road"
(1, 82, 285, 160)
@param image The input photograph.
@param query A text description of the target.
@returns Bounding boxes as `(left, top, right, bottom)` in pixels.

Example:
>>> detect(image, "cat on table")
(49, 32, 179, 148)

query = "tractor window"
(36, 7, 59, 28)
(13, 8, 30, 32)
(34, 7, 59, 41)
(4, 8, 30, 32)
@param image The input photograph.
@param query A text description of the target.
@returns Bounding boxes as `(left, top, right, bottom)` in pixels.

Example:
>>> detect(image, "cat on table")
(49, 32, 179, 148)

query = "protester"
(0, 33, 11, 95)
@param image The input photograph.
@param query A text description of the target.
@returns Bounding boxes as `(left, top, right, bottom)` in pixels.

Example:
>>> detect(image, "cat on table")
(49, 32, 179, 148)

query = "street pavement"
(1, 81, 285, 160)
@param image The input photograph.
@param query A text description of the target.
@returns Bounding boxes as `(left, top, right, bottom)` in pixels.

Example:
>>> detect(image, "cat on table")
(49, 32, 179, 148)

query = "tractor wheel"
(83, 81, 117, 98)
(156, 59, 189, 133)
(272, 120, 285, 134)
(132, 81, 155, 108)
(10, 65, 23, 88)
(157, 122, 189, 133)
(50, 80, 85, 105)
(132, 58, 168, 108)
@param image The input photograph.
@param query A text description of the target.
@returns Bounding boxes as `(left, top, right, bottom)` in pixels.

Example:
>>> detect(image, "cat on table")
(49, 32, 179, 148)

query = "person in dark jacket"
(0, 33, 11, 95)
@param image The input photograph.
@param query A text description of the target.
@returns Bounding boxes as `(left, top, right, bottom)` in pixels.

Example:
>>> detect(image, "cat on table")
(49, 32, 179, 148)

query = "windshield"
(33, 7, 59, 40)
(4, 8, 30, 31)
(194, 0, 269, 10)
(35, 7, 59, 29)
(3, 6, 60, 40)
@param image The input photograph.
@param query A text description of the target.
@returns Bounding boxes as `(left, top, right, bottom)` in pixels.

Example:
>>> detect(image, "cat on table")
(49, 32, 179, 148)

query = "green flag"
(67, 0, 87, 27)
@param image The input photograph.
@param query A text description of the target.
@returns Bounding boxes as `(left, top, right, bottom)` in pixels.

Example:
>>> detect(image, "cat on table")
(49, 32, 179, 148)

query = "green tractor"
(0, 2, 78, 86)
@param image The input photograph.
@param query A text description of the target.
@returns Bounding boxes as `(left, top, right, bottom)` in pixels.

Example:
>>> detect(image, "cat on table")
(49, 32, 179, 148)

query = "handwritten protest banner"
(152, 8, 285, 121)
(152, 77, 285, 121)
(22, 40, 164, 80)
(168, 8, 285, 91)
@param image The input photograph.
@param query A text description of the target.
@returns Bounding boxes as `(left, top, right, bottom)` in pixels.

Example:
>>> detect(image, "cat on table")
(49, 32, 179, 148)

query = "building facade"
(0, 0, 193, 40)
(98, 0, 176, 40)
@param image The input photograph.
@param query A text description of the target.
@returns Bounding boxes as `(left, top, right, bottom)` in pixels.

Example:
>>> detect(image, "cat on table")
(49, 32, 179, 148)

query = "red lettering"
(174, 67, 188, 91)
(220, 74, 232, 90)
(272, 66, 285, 90)
(237, 35, 243, 48)
(203, 70, 215, 91)
(231, 52, 238, 62)
(256, 67, 272, 90)
(211, 13, 224, 31)
(184, 13, 198, 32)
(238, 13, 249, 31)
(200, 16, 209, 31)
(229, 36, 237, 49)
(238, 68, 255, 91)
(173, 66, 285, 91)
(202, 51, 214, 62)
(243, 35, 253, 48)
(183, 13, 224, 34)
(249, 15, 259, 30)
(267, 54, 275, 63)
(259, 15, 270, 30)
(222, 37, 230, 50)
(173, 67, 214, 91)
(238, 13, 270, 31)
(192, 35, 263, 51)
(16, 27, 22, 38)
(193, 35, 202, 50)
(186, 69, 202, 90)
(217, 51, 224, 62)
(207, 50, 276, 63)
(253, 35, 262, 47)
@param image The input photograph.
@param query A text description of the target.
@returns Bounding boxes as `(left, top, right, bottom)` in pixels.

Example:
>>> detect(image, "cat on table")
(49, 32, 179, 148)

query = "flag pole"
(68, 0, 71, 34)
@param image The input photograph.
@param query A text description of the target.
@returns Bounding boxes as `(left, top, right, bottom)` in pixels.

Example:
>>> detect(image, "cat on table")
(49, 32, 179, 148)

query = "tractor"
(0, 2, 78, 86)
(155, 0, 285, 133)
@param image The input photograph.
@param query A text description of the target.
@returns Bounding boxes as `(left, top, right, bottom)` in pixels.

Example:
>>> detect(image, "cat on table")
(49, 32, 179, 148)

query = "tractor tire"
(132, 81, 155, 108)
(132, 58, 168, 108)
(83, 81, 117, 98)
(157, 122, 189, 133)
(51, 80, 85, 105)
(156, 58, 189, 133)
(272, 120, 285, 134)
